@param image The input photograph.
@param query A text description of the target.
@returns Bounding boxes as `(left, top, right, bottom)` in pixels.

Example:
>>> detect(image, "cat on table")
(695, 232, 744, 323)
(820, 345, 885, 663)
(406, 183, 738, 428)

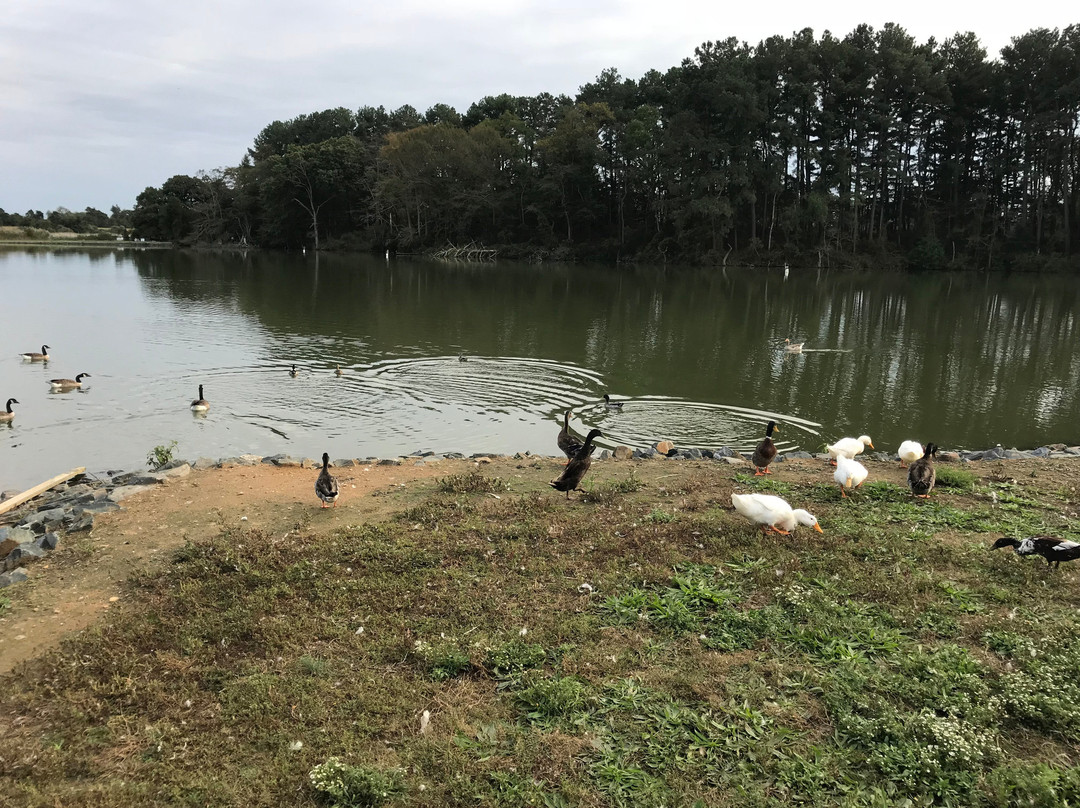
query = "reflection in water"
(1, 247, 1080, 489)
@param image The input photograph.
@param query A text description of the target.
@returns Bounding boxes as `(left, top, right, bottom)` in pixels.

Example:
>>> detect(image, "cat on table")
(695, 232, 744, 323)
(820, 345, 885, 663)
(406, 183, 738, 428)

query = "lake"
(2, 247, 1078, 491)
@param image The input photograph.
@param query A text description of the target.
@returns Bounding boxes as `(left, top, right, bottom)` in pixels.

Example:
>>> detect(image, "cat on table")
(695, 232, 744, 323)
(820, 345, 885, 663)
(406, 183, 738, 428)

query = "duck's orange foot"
(770, 526, 791, 535)
(754, 470, 766, 476)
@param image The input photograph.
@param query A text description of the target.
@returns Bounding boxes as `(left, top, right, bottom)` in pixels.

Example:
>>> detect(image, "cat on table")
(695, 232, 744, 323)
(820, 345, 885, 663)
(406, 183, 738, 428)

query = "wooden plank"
(0, 467, 86, 517)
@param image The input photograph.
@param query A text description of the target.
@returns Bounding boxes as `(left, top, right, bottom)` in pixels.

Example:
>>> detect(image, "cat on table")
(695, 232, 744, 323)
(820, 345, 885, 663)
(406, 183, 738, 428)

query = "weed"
(486, 640, 547, 678)
(0, 595, 9, 615)
(146, 439, 178, 470)
(437, 471, 511, 494)
(308, 758, 404, 807)
(644, 508, 675, 523)
(936, 467, 979, 489)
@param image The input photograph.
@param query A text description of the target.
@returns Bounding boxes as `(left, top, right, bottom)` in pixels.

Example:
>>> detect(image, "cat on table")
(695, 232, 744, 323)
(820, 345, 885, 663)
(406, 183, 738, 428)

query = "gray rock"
(0, 567, 29, 587)
(0, 489, 21, 502)
(443, 452, 465, 459)
(37, 532, 60, 551)
(720, 456, 745, 465)
(0, 526, 34, 545)
(1032, 447, 1052, 458)
(871, 452, 892, 462)
(679, 448, 703, 460)
(21, 507, 66, 526)
(982, 446, 1006, 460)
(109, 471, 141, 485)
(334, 459, 357, 467)
(700, 449, 715, 459)
(632, 448, 657, 459)
(74, 501, 122, 515)
(108, 484, 155, 502)
(5, 542, 45, 570)
(67, 514, 94, 533)
(772, 454, 785, 463)
(161, 458, 189, 470)
(598, 450, 611, 460)
(192, 457, 217, 470)
(40, 484, 93, 506)
(937, 451, 960, 462)
(378, 458, 401, 466)
(262, 455, 301, 467)
(713, 446, 739, 458)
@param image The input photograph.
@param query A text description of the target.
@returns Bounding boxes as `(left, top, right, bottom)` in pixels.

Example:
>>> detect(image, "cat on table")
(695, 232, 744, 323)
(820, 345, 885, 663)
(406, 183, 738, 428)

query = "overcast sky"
(1, 1, 1074, 214)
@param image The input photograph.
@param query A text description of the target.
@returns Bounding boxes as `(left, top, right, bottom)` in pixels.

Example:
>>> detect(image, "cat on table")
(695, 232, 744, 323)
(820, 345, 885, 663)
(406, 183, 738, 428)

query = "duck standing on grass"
(19, 344, 50, 362)
(992, 536, 1080, 569)
(834, 455, 868, 498)
(190, 385, 210, 412)
(731, 493, 822, 535)
(751, 421, 779, 475)
(897, 440, 923, 468)
(557, 410, 584, 461)
(316, 453, 339, 508)
(0, 398, 18, 423)
(48, 372, 91, 391)
(908, 443, 937, 498)
(550, 429, 602, 500)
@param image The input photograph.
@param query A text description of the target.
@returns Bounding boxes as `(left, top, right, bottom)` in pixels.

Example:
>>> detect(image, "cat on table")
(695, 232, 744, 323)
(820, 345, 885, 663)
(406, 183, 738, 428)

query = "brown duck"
(751, 421, 779, 475)
(557, 410, 584, 461)
(550, 429, 603, 499)
(907, 443, 937, 498)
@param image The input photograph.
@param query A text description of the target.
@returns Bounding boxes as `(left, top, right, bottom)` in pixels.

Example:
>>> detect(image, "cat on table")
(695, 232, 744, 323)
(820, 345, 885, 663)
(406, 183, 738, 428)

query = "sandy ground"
(3, 453, 1079, 675)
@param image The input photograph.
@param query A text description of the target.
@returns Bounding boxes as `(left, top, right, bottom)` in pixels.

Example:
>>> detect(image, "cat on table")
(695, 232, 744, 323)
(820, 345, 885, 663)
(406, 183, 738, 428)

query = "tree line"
(128, 23, 1080, 269)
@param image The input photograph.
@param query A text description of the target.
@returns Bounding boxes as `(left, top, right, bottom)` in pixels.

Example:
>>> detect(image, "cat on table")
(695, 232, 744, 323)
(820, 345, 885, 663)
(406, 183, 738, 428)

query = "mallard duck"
(289, 364, 298, 377)
(603, 394, 624, 410)
(834, 455, 868, 497)
(48, 372, 91, 390)
(908, 443, 937, 498)
(0, 398, 18, 422)
(550, 428, 602, 499)
(335, 365, 343, 376)
(826, 435, 874, 465)
(316, 452, 339, 508)
(784, 338, 804, 353)
(190, 384, 210, 412)
(992, 536, 1080, 569)
(897, 440, 923, 468)
(731, 493, 822, 535)
(20, 344, 50, 362)
(751, 421, 779, 475)
(557, 410, 584, 461)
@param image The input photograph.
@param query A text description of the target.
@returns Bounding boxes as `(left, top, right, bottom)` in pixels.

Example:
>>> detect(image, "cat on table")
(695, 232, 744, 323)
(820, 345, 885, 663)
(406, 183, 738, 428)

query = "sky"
(1, 1, 1075, 214)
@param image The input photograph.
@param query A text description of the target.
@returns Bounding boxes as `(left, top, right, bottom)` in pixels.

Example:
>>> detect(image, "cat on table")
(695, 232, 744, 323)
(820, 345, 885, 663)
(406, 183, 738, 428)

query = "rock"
(937, 451, 960, 462)
(598, 450, 611, 460)
(474, 457, 493, 465)
(613, 446, 633, 461)
(74, 501, 121, 516)
(443, 452, 465, 460)
(67, 515, 94, 533)
(108, 485, 156, 503)
(5, 542, 45, 571)
(22, 507, 66, 527)
(713, 447, 740, 458)
(423, 456, 442, 464)
(109, 471, 141, 485)
(192, 457, 217, 470)
(654, 440, 675, 456)
(161, 458, 189, 470)
(720, 456, 745, 465)
(264, 455, 301, 467)
(0, 489, 21, 502)
(334, 459, 357, 467)
(378, 458, 401, 466)
(632, 448, 657, 459)
(0, 527, 34, 547)
(870, 452, 892, 462)
(0, 567, 29, 588)
(37, 532, 60, 551)
(40, 484, 93, 506)
(983, 446, 1006, 460)
(1032, 447, 1052, 458)
(1003, 449, 1030, 460)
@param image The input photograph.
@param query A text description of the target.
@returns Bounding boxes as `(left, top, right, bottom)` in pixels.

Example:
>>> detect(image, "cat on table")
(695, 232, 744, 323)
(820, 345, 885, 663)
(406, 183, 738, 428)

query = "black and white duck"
(190, 384, 210, 412)
(289, 364, 298, 377)
(550, 429, 602, 499)
(751, 421, 779, 476)
(0, 398, 18, 423)
(316, 453, 339, 508)
(908, 443, 937, 498)
(48, 372, 91, 391)
(603, 394, 624, 410)
(557, 410, 584, 461)
(992, 536, 1080, 569)
(20, 344, 50, 362)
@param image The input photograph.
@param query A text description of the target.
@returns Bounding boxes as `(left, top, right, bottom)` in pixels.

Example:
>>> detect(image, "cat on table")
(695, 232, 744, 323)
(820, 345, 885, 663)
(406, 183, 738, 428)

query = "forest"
(41, 25, 1080, 267)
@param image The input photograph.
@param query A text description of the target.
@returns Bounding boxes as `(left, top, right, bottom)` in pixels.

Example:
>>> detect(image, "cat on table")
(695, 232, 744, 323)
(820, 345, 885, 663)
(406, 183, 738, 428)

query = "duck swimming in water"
(0, 398, 18, 423)
(603, 394, 624, 410)
(190, 384, 210, 412)
(48, 373, 91, 390)
(20, 344, 50, 362)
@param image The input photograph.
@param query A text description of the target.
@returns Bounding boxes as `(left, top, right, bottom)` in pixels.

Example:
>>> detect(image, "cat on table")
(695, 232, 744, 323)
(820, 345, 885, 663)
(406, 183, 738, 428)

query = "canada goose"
(992, 536, 1080, 569)
(315, 453, 339, 508)
(603, 394, 624, 410)
(731, 493, 822, 535)
(834, 455, 868, 497)
(908, 443, 937, 498)
(751, 421, 779, 475)
(897, 440, 923, 468)
(784, 338, 804, 353)
(190, 384, 209, 412)
(550, 429, 603, 499)
(289, 364, 298, 377)
(0, 398, 18, 422)
(20, 345, 50, 362)
(48, 373, 91, 390)
(826, 435, 874, 465)
(557, 410, 584, 460)
(335, 365, 343, 376)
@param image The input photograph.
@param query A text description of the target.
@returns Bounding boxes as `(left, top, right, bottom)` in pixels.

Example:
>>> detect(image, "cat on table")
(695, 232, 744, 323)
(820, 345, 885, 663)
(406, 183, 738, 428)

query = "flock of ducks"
(3, 346, 93, 424)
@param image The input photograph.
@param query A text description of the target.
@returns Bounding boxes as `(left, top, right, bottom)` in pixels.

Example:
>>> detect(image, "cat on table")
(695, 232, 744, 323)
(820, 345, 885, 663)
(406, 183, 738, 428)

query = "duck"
(834, 455, 869, 497)
(315, 452, 339, 508)
(897, 440, 923, 468)
(826, 435, 874, 465)
(557, 410, 584, 461)
(731, 493, 822, 535)
(0, 398, 18, 423)
(458, 353, 468, 362)
(19, 344, 50, 362)
(190, 384, 210, 412)
(603, 394, 624, 410)
(289, 364, 298, 377)
(751, 420, 779, 476)
(908, 443, 937, 498)
(550, 428, 603, 499)
(334, 365, 343, 377)
(783, 338, 804, 353)
(48, 372, 91, 390)
(992, 536, 1080, 569)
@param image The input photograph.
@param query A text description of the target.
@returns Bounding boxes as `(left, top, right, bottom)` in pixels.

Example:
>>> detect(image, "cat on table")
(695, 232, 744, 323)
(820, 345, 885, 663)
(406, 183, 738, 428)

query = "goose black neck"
(198, 385, 204, 399)
(563, 411, 571, 429)
(322, 452, 330, 469)
(5, 398, 14, 412)
(993, 537, 1020, 549)
(923, 443, 936, 458)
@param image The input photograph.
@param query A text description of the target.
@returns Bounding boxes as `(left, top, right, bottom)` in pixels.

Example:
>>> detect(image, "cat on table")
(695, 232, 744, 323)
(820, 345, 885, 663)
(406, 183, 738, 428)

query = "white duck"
(897, 440, 923, 468)
(731, 493, 822, 535)
(826, 435, 874, 464)
(834, 455, 868, 497)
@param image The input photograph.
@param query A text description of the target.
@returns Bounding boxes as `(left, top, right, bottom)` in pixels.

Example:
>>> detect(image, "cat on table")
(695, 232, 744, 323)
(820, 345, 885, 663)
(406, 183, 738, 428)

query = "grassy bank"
(2, 458, 1079, 806)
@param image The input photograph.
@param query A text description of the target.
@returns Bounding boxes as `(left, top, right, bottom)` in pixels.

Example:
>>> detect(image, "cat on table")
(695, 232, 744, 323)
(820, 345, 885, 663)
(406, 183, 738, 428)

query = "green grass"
(936, 466, 980, 489)
(3, 460, 1080, 806)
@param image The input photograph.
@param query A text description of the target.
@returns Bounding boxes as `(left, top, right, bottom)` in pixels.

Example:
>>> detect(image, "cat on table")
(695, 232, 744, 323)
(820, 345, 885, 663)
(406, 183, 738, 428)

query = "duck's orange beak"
(813, 523, 823, 533)
(868, 441, 875, 449)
